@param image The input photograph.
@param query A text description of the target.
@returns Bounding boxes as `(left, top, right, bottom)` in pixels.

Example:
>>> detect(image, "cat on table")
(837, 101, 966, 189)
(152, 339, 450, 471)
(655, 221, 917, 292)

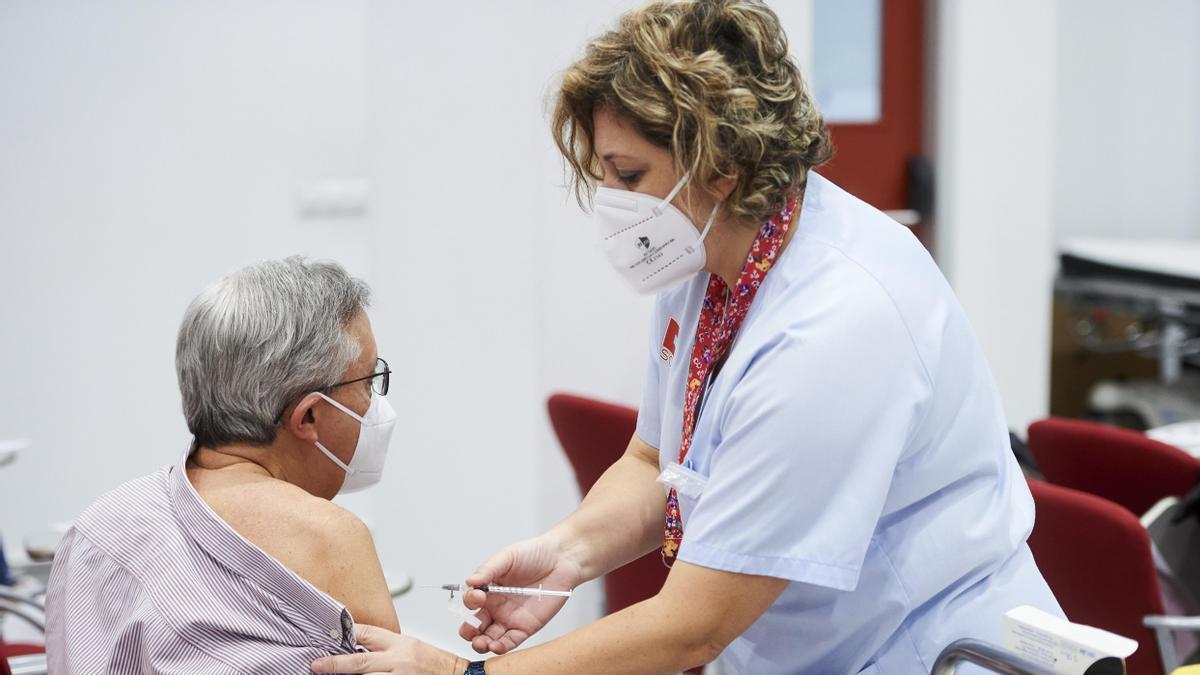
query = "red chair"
(0, 633, 45, 675)
(1028, 478, 1200, 675)
(1, 643, 43, 659)
(547, 393, 704, 673)
(1028, 417, 1200, 516)
(547, 393, 668, 614)
(1, 642, 43, 675)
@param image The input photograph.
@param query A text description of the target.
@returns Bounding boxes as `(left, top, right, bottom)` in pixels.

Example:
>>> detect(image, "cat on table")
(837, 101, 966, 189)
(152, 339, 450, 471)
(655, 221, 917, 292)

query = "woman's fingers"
(486, 626, 528, 655)
(468, 610, 505, 653)
(482, 621, 507, 642)
(494, 632, 522, 654)
(354, 624, 395, 650)
(468, 547, 516, 589)
(459, 608, 491, 641)
(310, 625, 402, 672)
(465, 572, 492, 588)
(494, 626, 533, 655)
(463, 588, 488, 610)
(482, 621, 511, 654)
(311, 650, 379, 673)
(467, 621, 533, 655)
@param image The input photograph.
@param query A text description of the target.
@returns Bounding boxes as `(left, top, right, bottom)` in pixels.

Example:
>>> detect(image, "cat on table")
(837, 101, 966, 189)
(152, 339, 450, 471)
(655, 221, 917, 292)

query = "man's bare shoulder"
(187, 467, 398, 631)
(189, 471, 371, 581)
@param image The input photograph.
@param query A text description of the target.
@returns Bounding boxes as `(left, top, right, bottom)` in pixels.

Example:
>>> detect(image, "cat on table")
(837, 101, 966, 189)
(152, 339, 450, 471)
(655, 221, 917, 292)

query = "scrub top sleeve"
(635, 301, 664, 449)
(678, 285, 931, 592)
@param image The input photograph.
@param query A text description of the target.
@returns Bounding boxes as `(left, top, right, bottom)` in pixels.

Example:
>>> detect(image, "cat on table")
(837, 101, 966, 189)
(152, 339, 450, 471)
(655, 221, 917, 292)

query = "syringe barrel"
(483, 585, 572, 597)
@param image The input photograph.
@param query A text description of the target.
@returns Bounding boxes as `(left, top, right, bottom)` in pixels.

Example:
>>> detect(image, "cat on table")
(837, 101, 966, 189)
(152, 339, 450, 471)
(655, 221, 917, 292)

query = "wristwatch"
(464, 661, 487, 675)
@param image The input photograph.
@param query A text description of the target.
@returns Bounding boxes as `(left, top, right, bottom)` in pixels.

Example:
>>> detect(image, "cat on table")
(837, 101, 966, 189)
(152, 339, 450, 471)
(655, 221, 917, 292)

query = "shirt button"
(328, 628, 341, 640)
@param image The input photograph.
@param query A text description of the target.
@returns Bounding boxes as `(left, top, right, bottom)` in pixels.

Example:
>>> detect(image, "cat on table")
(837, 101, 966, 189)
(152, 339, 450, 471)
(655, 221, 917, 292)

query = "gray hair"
(176, 256, 371, 448)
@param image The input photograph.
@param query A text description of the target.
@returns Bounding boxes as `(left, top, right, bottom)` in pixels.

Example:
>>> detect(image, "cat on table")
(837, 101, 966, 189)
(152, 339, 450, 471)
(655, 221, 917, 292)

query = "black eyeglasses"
(328, 357, 391, 397)
(273, 357, 391, 424)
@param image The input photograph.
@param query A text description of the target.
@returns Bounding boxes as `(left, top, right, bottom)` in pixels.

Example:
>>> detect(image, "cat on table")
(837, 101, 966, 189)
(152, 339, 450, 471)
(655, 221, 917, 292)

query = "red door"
(813, 0, 930, 246)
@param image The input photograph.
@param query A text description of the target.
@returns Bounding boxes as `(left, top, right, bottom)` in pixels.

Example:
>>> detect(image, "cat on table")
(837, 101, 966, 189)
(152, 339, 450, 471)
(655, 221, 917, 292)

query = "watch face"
(466, 662, 487, 675)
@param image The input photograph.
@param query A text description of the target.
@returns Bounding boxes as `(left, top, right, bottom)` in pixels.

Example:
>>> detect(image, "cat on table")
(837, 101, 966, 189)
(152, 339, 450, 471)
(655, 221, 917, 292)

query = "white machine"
(1057, 237, 1200, 429)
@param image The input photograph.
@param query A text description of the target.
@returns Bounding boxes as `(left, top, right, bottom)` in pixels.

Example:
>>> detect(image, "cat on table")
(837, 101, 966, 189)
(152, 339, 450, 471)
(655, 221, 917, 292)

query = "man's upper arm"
(305, 504, 400, 632)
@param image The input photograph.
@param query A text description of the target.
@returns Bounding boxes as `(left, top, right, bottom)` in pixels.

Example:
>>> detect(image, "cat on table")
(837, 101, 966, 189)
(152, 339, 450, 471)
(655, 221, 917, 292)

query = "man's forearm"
(549, 437, 665, 582)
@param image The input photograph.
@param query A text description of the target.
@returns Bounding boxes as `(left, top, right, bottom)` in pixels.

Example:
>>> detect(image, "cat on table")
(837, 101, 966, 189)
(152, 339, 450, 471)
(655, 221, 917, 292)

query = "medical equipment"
(436, 583, 573, 600)
(931, 639, 1055, 674)
(432, 584, 573, 630)
(1053, 237, 1200, 428)
(1149, 420, 1200, 457)
(1058, 238, 1200, 383)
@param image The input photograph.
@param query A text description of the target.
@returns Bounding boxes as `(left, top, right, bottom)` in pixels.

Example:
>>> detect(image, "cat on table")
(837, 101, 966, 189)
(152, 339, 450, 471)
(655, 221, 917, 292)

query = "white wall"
(364, 0, 653, 651)
(1053, 0, 1200, 241)
(934, 0, 1060, 432)
(0, 0, 370, 551)
(0, 0, 653, 653)
(934, 0, 1200, 433)
(4, 0, 1199, 659)
(364, 0, 545, 650)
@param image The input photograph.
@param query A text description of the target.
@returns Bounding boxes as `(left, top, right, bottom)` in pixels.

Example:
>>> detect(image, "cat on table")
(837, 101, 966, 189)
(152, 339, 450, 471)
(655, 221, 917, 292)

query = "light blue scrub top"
(636, 173, 1063, 674)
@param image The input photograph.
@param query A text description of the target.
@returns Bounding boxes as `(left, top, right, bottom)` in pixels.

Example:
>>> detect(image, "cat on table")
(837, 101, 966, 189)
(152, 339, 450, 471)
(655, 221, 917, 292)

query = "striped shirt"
(45, 463, 359, 673)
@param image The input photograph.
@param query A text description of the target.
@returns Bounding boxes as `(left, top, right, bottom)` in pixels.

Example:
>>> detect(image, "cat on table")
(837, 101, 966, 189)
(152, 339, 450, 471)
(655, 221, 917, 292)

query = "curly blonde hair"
(552, 0, 833, 225)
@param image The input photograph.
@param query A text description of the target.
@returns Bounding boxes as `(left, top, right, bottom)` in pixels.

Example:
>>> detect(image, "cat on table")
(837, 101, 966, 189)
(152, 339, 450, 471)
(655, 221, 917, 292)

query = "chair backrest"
(1027, 478, 1166, 675)
(546, 393, 672, 616)
(1028, 417, 1200, 516)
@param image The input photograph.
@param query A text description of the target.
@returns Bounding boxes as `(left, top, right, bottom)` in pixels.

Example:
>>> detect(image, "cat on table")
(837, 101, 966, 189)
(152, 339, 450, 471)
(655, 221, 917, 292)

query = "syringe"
(439, 583, 572, 599)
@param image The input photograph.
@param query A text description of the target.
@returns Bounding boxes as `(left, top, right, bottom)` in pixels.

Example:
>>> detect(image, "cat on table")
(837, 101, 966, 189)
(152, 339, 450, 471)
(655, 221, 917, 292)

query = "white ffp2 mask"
(313, 391, 397, 494)
(593, 172, 719, 294)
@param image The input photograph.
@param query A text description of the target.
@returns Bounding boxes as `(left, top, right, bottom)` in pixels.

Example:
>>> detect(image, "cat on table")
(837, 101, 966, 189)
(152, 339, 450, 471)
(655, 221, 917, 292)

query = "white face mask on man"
(312, 391, 397, 494)
(593, 172, 720, 294)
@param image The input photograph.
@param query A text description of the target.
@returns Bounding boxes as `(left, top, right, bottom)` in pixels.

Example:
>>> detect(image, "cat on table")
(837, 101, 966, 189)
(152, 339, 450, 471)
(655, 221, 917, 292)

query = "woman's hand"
(459, 533, 585, 655)
(311, 624, 466, 675)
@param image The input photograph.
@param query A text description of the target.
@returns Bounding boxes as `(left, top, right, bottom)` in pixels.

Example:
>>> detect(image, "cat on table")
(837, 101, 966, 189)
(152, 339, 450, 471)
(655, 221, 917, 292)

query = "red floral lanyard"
(662, 196, 799, 566)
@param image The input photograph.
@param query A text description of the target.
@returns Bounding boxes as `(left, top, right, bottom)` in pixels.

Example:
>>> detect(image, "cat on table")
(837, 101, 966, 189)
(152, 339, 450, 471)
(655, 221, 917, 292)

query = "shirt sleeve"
(677, 280, 931, 591)
(634, 300, 664, 449)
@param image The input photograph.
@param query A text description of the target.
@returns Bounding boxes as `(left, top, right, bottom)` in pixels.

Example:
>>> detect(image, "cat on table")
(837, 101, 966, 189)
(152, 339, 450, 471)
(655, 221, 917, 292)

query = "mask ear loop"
(651, 172, 692, 217)
(315, 392, 368, 424)
(653, 172, 721, 239)
(314, 440, 356, 475)
(311, 392, 369, 475)
(698, 201, 720, 241)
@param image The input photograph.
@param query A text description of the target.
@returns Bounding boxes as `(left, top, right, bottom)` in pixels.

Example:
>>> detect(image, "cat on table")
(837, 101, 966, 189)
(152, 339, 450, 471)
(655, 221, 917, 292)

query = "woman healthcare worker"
(312, 1, 1063, 673)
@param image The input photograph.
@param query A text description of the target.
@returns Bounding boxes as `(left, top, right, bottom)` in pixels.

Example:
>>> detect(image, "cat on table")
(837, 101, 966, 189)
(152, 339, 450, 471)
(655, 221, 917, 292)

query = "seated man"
(45, 256, 400, 672)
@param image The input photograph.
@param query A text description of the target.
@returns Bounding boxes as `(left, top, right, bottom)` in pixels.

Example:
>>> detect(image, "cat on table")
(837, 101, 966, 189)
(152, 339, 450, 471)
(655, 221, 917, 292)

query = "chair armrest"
(1143, 615, 1200, 674)
(0, 598, 44, 632)
(1144, 615, 1200, 631)
(0, 588, 45, 613)
(0, 588, 46, 634)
